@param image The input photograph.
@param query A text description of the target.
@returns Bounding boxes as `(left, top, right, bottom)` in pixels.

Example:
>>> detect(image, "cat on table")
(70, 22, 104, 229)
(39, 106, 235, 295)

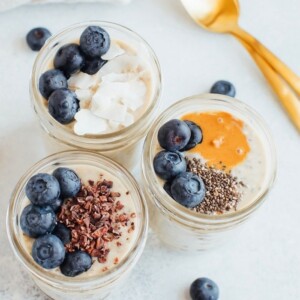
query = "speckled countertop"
(1, 0, 300, 299)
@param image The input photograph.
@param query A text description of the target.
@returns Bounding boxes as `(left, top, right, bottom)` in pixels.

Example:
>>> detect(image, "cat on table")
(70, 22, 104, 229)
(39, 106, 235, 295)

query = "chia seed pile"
(187, 158, 245, 215)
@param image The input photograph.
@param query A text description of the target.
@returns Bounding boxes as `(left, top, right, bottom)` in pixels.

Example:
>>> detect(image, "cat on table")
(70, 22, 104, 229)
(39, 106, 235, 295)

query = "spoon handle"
(238, 38, 300, 131)
(231, 27, 300, 93)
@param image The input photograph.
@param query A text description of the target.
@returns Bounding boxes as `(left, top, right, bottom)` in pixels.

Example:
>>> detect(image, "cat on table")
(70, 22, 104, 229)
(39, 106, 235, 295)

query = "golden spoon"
(181, 0, 300, 131)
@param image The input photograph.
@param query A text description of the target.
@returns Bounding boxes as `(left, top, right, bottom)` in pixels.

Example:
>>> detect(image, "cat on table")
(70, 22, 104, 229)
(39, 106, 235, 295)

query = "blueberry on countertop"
(52, 223, 71, 245)
(48, 89, 79, 124)
(210, 80, 236, 97)
(26, 27, 51, 51)
(190, 277, 219, 300)
(158, 119, 191, 151)
(81, 56, 107, 75)
(25, 173, 60, 206)
(39, 69, 68, 99)
(181, 120, 203, 151)
(153, 150, 186, 180)
(171, 172, 206, 208)
(52, 167, 81, 198)
(50, 198, 63, 212)
(80, 26, 110, 58)
(20, 205, 56, 238)
(60, 251, 92, 277)
(32, 234, 65, 269)
(54, 44, 84, 77)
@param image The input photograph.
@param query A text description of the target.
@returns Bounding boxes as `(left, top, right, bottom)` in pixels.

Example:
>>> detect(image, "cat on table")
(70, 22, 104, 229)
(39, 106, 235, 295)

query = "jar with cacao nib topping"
(142, 94, 276, 251)
(7, 151, 148, 300)
(30, 21, 161, 170)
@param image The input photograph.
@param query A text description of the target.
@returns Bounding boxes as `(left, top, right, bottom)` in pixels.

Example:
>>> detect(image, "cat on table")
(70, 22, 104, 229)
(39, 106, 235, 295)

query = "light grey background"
(0, 0, 299, 299)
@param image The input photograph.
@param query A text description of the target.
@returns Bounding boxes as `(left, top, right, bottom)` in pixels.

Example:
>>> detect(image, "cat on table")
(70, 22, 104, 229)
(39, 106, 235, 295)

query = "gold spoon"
(181, 0, 300, 131)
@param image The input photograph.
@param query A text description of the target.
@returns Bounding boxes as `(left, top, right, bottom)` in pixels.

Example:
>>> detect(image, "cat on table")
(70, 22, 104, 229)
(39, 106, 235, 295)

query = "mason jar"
(30, 21, 162, 170)
(7, 151, 148, 299)
(142, 93, 276, 251)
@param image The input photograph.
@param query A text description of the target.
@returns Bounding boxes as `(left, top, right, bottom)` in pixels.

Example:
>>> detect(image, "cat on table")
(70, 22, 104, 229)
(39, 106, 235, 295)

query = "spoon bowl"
(181, 0, 240, 33)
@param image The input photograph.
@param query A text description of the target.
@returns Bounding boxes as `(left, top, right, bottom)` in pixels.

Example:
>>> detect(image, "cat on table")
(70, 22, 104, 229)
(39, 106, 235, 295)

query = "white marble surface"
(0, 0, 300, 299)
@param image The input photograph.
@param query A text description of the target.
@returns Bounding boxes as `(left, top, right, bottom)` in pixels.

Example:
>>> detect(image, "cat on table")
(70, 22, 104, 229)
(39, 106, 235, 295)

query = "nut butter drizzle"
(182, 111, 250, 170)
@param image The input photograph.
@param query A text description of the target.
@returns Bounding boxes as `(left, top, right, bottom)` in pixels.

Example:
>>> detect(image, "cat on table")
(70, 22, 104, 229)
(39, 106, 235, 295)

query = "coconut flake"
(74, 109, 108, 135)
(98, 54, 142, 77)
(120, 113, 134, 127)
(75, 89, 93, 109)
(68, 72, 99, 89)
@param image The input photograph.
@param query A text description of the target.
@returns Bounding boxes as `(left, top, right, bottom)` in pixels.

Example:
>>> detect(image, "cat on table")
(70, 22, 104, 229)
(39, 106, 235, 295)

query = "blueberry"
(32, 234, 65, 269)
(25, 173, 60, 206)
(81, 57, 107, 75)
(163, 181, 173, 198)
(181, 121, 203, 151)
(50, 198, 63, 212)
(158, 119, 191, 151)
(54, 44, 84, 77)
(48, 89, 79, 124)
(52, 223, 71, 245)
(60, 251, 92, 277)
(210, 80, 236, 97)
(39, 69, 68, 99)
(26, 27, 51, 51)
(170, 172, 206, 208)
(153, 151, 186, 180)
(52, 167, 81, 198)
(20, 205, 56, 238)
(190, 278, 219, 300)
(80, 26, 110, 58)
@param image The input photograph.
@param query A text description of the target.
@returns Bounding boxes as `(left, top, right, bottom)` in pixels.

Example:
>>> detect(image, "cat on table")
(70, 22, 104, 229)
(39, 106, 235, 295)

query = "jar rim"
(7, 150, 148, 288)
(142, 93, 277, 225)
(30, 21, 162, 150)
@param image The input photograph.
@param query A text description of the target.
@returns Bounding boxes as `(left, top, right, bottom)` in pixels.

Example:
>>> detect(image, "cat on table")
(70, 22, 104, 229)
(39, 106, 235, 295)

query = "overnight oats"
(7, 151, 148, 300)
(142, 94, 276, 251)
(30, 21, 161, 170)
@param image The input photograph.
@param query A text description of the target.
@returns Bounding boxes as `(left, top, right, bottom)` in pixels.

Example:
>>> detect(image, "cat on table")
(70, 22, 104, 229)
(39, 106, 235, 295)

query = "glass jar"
(30, 21, 162, 170)
(142, 94, 276, 251)
(7, 151, 148, 300)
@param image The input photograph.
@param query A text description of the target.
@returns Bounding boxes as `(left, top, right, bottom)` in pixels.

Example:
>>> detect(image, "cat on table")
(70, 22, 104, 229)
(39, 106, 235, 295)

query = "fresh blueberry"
(80, 26, 110, 58)
(190, 278, 219, 300)
(54, 44, 84, 77)
(25, 173, 60, 206)
(60, 251, 92, 277)
(20, 205, 56, 238)
(153, 151, 186, 180)
(52, 223, 71, 245)
(81, 57, 107, 75)
(48, 89, 79, 124)
(181, 120, 203, 151)
(158, 119, 191, 151)
(50, 198, 63, 212)
(210, 80, 236, 97)
(163, 181, 173, 198)
(26, 27, 51, 51)
(38, 69, 68, 100)
(32, 234, 65, 269)
(170, 172, 206, 208)
(52, 167, 81, 198)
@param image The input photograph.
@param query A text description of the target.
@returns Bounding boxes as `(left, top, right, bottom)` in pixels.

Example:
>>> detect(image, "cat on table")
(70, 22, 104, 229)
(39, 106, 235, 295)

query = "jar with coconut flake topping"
(30, 21, 162, 170)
